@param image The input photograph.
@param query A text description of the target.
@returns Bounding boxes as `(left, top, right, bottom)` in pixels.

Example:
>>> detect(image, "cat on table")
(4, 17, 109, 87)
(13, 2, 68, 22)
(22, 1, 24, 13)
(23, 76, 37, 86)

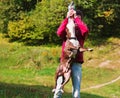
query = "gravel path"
(81, 76, 120, 91)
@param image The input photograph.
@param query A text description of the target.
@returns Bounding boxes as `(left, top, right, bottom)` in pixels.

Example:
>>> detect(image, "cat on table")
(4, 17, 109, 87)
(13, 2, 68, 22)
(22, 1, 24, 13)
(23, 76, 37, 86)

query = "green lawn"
(0, 34, 120, 98)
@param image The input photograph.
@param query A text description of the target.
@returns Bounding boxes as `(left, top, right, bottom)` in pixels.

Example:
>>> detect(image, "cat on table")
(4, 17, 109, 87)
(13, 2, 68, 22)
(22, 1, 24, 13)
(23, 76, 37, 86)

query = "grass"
(0, 33, 120, 98)
(84, 80, 120, 98)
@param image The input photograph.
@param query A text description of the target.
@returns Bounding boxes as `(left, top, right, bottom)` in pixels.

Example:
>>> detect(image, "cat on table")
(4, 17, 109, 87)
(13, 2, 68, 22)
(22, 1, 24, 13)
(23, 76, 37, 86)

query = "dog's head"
(68, 1, 75, 11)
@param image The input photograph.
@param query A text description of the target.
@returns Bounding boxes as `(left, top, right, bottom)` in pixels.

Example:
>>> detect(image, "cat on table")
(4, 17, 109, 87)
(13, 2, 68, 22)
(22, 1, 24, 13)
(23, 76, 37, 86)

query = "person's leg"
(53, 76, 64, 98)
(71, 63, 82, 98)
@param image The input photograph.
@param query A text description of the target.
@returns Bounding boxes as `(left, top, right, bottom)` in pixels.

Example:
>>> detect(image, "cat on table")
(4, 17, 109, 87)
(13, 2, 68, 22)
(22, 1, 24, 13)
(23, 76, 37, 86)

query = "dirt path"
(81, 75, 120, 91)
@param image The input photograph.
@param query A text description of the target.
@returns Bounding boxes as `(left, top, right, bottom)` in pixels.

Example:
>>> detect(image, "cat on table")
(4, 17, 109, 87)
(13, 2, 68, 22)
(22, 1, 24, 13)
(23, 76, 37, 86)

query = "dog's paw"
(52, 88, 64, 93)
(87, 48, 93, 52)
(61, 89, 64, 93)
(52, 88, 56, 93)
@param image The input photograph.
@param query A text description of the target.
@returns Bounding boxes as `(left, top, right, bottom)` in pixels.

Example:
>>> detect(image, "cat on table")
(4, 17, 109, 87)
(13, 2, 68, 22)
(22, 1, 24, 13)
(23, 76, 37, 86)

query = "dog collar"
(68, 37, 77, 40)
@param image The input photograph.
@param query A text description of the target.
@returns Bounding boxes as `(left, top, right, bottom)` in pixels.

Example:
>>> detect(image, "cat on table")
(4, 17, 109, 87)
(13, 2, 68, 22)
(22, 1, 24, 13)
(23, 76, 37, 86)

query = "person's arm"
(74, 17, 89, 39)
(57, 18, 68, 39)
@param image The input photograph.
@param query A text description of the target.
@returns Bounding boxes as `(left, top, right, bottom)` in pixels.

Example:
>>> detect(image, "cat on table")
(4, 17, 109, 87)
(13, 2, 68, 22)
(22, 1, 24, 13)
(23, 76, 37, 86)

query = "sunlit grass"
(0, 33, 120, 98)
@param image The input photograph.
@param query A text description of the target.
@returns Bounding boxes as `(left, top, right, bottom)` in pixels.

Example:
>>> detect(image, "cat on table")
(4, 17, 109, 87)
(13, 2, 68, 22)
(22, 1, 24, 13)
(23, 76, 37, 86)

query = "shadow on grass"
(0, 82, 105, 98)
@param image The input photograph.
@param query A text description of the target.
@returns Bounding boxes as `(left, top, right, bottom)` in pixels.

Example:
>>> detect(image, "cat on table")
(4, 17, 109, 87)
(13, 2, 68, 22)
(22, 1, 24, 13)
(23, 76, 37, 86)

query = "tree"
(8, 0, 71, 44)
(74, 0, 120, 37)
(0, 0, 39, 33)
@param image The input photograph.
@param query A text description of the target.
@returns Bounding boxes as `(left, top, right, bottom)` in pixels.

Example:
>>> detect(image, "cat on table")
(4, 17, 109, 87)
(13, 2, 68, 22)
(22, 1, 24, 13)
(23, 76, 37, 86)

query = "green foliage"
(93, 0, 120, 35)
(0, 0, 38, 33)
(29, 0, 70, 43)
(7, 0, 71, 44)
(0, 0, 120, 45)
(8, 14, 36, 40)
(75, 0, 120, 37)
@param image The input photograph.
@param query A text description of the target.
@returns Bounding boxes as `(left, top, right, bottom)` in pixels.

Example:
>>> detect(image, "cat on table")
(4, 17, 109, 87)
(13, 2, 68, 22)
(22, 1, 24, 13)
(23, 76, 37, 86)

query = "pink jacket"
(57, 17, 89, 63)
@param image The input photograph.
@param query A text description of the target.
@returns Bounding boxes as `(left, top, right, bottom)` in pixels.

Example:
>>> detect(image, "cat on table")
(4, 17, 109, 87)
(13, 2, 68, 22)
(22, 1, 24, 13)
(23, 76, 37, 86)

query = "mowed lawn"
(0, 35, 120, 98)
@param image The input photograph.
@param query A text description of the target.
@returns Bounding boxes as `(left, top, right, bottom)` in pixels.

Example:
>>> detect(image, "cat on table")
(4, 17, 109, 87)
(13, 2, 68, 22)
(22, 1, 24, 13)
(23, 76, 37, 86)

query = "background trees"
(0, 0, 120, 45)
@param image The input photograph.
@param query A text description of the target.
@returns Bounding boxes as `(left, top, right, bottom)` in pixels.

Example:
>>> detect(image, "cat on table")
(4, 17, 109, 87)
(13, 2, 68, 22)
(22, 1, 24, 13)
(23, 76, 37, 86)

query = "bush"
(8, 14, 36, 41)
(8, 0, 71, 44)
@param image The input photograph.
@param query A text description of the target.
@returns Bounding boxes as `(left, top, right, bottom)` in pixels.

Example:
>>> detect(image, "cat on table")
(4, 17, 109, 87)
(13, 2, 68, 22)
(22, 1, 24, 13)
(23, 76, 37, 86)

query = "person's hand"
(74, 11, 77, 18)
(74, 15, 82, 19)
(67, 9, 76, 18)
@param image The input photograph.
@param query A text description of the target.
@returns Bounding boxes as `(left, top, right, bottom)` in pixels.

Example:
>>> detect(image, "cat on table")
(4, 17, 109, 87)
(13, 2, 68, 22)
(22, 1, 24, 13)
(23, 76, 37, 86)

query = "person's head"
(76, 10, 83, 20)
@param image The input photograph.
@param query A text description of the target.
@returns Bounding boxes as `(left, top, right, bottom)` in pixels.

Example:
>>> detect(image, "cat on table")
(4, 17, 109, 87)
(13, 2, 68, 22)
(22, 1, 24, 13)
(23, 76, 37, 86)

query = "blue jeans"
(53, 63, 82, 98)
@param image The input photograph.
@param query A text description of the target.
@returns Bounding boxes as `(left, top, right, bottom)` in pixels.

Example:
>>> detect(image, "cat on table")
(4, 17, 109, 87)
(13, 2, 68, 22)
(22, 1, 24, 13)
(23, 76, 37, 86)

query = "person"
(53, 9, 89, 98)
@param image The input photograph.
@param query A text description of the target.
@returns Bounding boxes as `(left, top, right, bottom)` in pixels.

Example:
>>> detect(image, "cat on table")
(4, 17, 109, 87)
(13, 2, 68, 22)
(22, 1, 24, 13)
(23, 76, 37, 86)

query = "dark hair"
(76, 10, 83, 20)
